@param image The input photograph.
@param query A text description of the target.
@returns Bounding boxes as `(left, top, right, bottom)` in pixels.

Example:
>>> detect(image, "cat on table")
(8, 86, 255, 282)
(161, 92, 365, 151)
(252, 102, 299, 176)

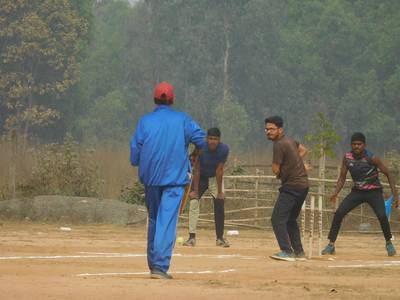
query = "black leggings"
(328, 189, 392, 242)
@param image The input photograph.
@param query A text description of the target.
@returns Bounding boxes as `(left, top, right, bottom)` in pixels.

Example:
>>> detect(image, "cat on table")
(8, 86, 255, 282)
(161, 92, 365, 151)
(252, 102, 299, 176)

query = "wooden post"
(301, 199, 306, 243)
(318, 195, 323, 257)
(318, 147, 326, 201)
(254, 177, 259, 226)
(308, 196, 315, 259)
(335, 164, 340, 210)
(233, 157, 238, 199)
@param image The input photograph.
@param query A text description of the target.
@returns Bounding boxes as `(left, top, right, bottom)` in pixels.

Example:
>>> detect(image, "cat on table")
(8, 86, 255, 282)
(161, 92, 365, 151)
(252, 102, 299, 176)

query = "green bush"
(119, 181, 145, 205)
(230, 165, 246, 175)
(0, 184, 9, 201)
(19, 134, 100, 197)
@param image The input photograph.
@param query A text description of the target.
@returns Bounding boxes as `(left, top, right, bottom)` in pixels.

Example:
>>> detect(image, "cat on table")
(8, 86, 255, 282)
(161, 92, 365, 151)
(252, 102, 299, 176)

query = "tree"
(306, 112, 341, 198)
(0, 0, 89, 143)
(76, 90, 131, 142)
(63, 0, 400, 151)
(213, 94, 250, 152)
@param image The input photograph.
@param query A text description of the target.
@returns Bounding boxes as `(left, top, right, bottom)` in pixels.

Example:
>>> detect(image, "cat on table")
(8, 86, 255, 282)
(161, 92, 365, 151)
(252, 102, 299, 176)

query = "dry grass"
(0, 138, 35, 199)
(0, 140, 136, 200)
(90, 143, 137, 198)
(0, 139, 277, 200)
(1, 139, 397, 201)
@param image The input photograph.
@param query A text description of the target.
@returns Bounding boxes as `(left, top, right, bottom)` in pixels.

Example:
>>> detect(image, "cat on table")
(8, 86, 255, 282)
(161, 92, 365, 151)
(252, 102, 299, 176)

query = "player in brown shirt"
(265, 116, 309, 261)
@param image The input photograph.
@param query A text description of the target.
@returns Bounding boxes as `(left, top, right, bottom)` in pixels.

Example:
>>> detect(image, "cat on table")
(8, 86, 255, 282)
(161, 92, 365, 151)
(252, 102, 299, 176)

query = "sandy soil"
(0, 221, 399, 300)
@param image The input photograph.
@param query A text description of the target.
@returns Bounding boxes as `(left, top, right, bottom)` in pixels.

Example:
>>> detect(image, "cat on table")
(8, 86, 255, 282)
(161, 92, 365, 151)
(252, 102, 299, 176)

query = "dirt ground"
(1, 221, 400, 300)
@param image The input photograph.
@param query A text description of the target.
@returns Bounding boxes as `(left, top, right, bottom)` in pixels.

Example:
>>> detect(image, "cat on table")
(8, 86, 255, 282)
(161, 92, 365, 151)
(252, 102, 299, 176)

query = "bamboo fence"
(179, 175, 400, 233)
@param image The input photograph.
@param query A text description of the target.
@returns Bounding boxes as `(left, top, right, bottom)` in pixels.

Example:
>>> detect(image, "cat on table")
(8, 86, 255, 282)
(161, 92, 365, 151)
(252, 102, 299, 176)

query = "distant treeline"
(1, 0, 399, 152)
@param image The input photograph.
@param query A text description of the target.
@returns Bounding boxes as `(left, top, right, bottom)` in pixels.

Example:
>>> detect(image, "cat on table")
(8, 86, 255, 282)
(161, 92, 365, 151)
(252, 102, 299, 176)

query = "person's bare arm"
(215, 162, 225, 200)
(298, 143, 308, 158)
(189, 157, 201, 199)
(272, 142, 283, 178)
(330, 157, 348, 203)
(298, 143, 312, 171)
(189, 148, 201, 165)
(272, 163, 280, 178)
(372, 156, 399, 208)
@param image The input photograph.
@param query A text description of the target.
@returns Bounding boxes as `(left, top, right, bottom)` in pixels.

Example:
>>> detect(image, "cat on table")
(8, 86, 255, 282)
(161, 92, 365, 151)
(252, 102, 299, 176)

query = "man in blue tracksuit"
(130, 81, 206, 279)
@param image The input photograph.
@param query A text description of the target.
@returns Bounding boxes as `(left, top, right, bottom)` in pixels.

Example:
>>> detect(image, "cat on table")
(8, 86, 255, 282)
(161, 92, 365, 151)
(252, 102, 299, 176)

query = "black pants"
(271, 187, 309, 253)
(192, 176, 225, 239)
(328, 189, 392, 242)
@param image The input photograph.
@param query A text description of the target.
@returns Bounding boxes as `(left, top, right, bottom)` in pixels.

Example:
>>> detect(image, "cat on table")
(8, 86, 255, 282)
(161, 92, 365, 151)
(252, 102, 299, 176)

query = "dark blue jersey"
(199, 143, 229, 178)
(345, 149, 382, 191)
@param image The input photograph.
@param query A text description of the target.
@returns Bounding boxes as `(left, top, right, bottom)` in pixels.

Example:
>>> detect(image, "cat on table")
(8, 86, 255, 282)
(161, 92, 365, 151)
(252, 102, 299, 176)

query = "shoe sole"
(295, 257, 307, 261)
(182, 243, 195, 247)
(150, 273, 173, 279)
(321, 252, 335, 255)
(270, 255, 295, 262)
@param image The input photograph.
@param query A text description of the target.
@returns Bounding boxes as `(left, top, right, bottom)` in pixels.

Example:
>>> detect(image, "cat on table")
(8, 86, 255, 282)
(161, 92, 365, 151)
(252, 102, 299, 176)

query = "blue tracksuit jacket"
(130, 105, 206, 186)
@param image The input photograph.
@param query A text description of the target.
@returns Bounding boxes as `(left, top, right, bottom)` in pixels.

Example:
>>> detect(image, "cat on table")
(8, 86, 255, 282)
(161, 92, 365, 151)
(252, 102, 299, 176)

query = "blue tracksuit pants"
(145, 185, 184, 272)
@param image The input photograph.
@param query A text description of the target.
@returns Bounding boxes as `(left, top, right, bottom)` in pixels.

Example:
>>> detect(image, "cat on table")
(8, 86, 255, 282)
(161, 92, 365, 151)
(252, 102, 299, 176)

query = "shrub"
(119, 181, 145, 205)
(19, 134, 100, 197)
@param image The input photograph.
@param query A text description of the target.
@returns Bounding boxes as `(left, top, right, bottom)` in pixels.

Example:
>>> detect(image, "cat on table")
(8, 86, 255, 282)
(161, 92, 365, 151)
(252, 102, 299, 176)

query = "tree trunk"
(22, 94, 34, 153)
(222, 12, 231, 102)
(9, 129, 18, 199)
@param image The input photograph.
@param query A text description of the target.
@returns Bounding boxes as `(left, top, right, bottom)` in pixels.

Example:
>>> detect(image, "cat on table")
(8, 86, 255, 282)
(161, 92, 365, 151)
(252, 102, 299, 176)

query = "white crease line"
(350, 260, 400, 264)
(77, 269, 236, 277)
(0, 253, 260, 261)
(79, 252, 260, 260)
(0, 254, 146, 260)
(329, 261, 400, 268)
(79, 252, 140, 255)
(175, 253, 260, 259)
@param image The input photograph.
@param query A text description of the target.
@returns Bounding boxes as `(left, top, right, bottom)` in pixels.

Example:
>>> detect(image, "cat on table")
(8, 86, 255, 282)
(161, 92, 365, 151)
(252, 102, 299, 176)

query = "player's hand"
(216, 192, 225, 200)
(189, 191, 199, 200)
(189, 149, 202, 166)
(330, 194, 338, 204)
(304, 162, 312, 171)
(189, 154, 196, 166)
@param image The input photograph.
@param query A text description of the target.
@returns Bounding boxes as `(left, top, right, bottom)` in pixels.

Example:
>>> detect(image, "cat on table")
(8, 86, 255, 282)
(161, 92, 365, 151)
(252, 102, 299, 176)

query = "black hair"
(264, 116, 283, 128)
(207, 127, 221, 137)
(154, 98, 169, 105)
(351, 132, 366, 143)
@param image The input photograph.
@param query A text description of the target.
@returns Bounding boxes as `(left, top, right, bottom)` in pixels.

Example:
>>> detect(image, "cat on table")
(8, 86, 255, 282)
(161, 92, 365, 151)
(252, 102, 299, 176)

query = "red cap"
(154, 81, 174, 104)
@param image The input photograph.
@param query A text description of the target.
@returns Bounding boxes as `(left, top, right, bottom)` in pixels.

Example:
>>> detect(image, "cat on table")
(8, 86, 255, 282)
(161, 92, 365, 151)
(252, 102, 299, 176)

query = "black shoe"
(182, 237, 196, 246)
(216, 238, 230, 248)
(150, 268, 173, 279)
(294, 251, 307, 261)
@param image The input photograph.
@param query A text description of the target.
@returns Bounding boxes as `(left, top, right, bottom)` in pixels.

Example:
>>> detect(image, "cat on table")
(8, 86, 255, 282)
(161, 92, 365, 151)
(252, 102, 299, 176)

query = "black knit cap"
(351, 132, 366, 143)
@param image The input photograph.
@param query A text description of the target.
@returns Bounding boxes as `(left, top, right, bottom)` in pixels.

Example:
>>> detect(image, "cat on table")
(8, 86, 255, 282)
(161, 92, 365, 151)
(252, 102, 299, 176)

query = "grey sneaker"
(216, 238, 230, 248)
(386, 242, 396, 257)
(182, 237, 196, 247)
(150, 268, 173, 279)
(321, 243, 335, 255)
(270, 251, 295, 262)
(294, 251, 307, 261)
